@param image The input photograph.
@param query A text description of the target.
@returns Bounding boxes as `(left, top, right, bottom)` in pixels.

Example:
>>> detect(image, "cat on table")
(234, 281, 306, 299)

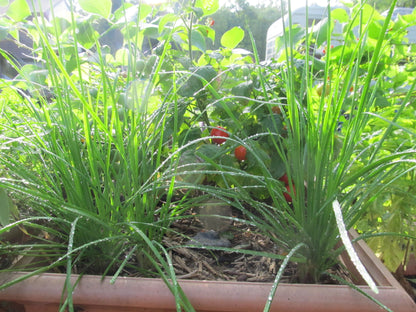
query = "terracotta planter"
(405, 253, 416, 276)
(0, 232, 414, 312)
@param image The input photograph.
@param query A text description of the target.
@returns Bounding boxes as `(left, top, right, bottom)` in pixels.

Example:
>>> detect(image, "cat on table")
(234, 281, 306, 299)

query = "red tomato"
(279, 173, 289, 185)
(210, 126, 229, 145)
(234, 145, 247, 161)
(271, 106, 281, 114)
(283, 184, 295, 202)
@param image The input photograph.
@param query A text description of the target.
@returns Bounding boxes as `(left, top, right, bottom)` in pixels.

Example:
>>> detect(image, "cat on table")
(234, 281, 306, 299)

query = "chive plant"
(0, 1, 194, 308)
(250, 0, 416, 288)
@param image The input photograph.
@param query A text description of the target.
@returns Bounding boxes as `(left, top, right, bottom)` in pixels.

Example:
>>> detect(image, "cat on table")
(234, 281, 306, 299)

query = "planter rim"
(0, 230, 414, 312)
(0, 271, 415, 312)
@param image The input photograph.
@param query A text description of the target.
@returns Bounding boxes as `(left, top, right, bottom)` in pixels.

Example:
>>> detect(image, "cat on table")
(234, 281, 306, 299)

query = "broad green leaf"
(79, 0, 111, 18)
(195, 65, 217, 83)
(221, 26, 244, 49)
(195, 0, 219, 16)
(313, 18, 333, 47)
(0, 188, 10, 226)
(115, 48, 129, 66)
(231, 81, 252, 97)
(275, 25, 304, 54)
(7, 0, 30, 22)
(138, 3, 152, 21)
(0, 25, 8, 40)
(197, 25, 215, 43)
(367, 21, 383, 40)
(76, 21, 99, 49)
(331, 8, 349, 23)
(191, 29, 206, 52)
(176, 149, 206, 185)
(351, 4, 383, 28)
(159, 13, 178, 34)
(177, 66, 216, 97)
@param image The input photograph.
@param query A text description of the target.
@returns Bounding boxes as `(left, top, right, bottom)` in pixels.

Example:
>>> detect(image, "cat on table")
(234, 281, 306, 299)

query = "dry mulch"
(161, 215, 345, 284)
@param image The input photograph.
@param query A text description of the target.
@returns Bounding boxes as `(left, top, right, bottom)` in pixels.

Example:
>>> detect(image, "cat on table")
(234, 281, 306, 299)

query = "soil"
(157, 214, 351, 285)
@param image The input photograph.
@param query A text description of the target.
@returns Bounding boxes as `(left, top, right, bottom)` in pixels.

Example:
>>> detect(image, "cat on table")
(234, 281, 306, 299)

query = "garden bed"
(0, 229, 414, 312)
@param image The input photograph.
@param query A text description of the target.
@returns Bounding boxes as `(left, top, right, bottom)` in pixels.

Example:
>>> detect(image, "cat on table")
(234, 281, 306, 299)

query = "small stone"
(237, 274, 248, 281)
(188, 230, 231, 248)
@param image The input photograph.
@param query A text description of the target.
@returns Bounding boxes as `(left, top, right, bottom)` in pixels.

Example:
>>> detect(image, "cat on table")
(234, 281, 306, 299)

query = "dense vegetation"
(0, 0, 415, 310)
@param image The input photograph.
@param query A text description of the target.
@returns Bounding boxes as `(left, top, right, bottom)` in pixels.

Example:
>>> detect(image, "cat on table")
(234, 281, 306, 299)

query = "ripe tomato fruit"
(234, 145, 247, 161)
(271, 106, 281, 114)
(283, 184, 295, 202)
(210, 126, 229, 145)
(279, 173, 289, 185)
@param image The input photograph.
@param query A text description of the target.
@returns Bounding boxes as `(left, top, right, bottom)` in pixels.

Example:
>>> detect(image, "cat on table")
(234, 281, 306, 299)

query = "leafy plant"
(0, 0, 415, 311)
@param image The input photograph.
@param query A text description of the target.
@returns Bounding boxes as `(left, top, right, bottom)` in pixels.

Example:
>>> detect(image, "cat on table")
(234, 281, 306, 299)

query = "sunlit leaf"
(115, 48, 129, 66)
(221, 26, 244, 49)
(7, 0, 30, 22)
(159, 13, 178, 34)
(195, 0, 219, 16)
(79, 0, 111, 18)
(332, 8, 349, 23)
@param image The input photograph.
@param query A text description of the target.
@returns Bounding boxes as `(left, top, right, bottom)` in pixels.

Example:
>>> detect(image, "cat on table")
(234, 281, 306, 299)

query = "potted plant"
(0, 0, 415, 311)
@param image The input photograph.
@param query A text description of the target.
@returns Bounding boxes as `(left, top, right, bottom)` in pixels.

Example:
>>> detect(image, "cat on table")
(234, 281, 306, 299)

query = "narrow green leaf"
(221, 26, 244, 49)
(333, 200, 378, 294)
(79, 0, 111, 18)
(0, 188, 10, 226)
(263, 243, 305, 312)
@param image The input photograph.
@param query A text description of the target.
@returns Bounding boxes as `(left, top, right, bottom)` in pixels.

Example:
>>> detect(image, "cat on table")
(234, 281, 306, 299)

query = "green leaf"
(177, 66, 217, 97)
(275, 25, 304, 53)
(195, 0, 219, 16)
(196, 143, 223, 160)
(313, 18, 333, 47)
(0, 25, 9, 40)
(115, 48, 129, 66)
(195, 65, 217, 83)
(221, 27, 244, 49)
(138, 4, 152, 22)
(6, 0, 31, 22)
(351, 4, 383, 28)
(76, 20, 99, 49)
(0, 0, 9, 7)
(231, 81, 252, 97)
(333, 200, 379, 294)
(0, 188, 10, 226)
(332, 8, 349, 23)
(191, 29, 206, 52)
(159, 13, 178, 34)
(79, 0, 111, 18)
